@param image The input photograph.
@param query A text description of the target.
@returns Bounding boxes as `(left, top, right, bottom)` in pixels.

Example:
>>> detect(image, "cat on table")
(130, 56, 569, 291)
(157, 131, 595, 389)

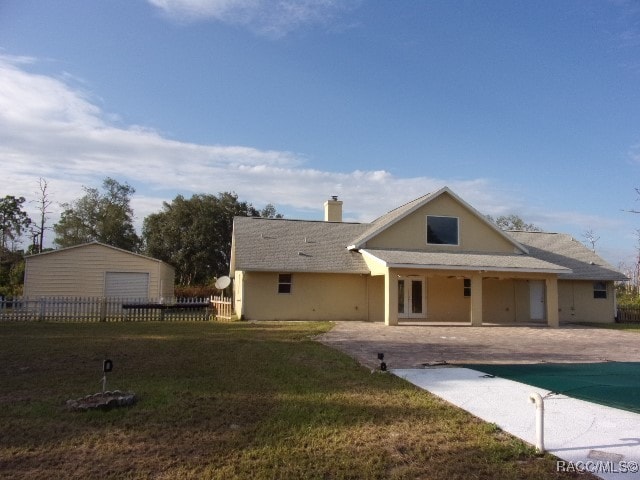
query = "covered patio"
(361, 249, 571, 327)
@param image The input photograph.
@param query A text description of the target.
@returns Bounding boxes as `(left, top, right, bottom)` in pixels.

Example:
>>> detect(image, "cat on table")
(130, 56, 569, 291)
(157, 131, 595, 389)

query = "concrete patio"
(318, 321, 640, 369)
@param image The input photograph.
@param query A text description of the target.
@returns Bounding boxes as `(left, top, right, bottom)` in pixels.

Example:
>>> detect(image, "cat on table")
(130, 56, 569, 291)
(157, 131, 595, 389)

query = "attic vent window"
(427, 216, 459, 245)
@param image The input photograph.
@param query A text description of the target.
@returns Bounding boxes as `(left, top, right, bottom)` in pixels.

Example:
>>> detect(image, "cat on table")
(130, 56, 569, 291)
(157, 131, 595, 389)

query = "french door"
(398, 276, 425, 319)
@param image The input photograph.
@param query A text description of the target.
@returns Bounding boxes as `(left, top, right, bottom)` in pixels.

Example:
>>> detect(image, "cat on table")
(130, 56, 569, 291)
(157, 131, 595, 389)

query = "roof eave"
(383, 262, 571, 275)
(233, 267, 370, 274)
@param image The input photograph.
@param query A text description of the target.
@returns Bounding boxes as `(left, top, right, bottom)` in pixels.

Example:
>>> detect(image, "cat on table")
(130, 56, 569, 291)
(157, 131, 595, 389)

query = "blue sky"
(1, 0, 640, 270)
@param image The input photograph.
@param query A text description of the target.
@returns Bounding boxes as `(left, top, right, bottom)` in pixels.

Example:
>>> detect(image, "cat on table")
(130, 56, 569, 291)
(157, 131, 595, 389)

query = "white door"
(105, 272, 149, 299)
(398, 276, 425, 319)
(529, 280, 545, 320)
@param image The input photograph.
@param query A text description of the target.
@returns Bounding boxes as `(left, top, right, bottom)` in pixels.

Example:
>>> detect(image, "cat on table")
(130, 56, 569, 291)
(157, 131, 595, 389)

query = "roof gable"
(26, 241, 172, 267)
(349, 187, 528, 254)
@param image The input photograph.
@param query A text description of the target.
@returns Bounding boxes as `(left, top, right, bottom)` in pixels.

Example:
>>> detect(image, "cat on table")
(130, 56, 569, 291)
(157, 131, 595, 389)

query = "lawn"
(0, 321, 592, 479)
(571, 321, 640, 332)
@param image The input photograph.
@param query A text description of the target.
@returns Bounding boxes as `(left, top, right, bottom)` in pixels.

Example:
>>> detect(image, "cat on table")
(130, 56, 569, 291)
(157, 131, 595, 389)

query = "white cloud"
(0, 53, 625, 263)
(147, 0, 358, 37)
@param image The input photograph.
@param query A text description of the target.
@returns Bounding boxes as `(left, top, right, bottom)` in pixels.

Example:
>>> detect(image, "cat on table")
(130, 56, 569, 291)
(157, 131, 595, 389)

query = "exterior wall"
(365, 192, 518, 254)
(425, 276, 470, 321)
(558, 280, 616, 323)
(235, 267, 615, 325)
(482, 278, 517, 323)
(24, 243, 174, 298)
(481, 279, 532, 323)
(367, 275, 385, 322)
(158, 262, 176, 298)
(238, 271, 373, 321)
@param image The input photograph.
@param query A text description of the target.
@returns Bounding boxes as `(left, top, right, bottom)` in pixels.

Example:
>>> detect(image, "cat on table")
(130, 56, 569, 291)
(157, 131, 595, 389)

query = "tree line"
(0, 177, 282, 294)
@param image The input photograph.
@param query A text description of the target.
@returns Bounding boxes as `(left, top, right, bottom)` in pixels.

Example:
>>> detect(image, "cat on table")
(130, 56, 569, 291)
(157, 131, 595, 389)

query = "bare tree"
(29, 178, 53, 253)
(485, 214, 541, 232)
(582, 228, 600, 252)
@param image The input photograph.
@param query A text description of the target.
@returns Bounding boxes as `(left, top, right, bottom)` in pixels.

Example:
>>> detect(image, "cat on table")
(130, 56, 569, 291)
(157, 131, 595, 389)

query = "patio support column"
(470, 272, 483, 326)
(384, 268, 398, 326)
(545, 276, 559, 328)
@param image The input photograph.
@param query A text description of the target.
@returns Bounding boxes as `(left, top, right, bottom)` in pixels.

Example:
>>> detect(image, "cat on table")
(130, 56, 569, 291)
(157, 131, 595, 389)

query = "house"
(230, 187, 626, 326)
(24, 241, 175, 299)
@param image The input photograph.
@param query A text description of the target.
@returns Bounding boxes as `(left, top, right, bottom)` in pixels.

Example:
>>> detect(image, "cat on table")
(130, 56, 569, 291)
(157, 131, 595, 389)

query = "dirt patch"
(66, 391, 136, 411)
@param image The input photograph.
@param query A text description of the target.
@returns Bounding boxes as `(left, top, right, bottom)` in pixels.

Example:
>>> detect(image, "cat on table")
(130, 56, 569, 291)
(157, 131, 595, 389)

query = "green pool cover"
(465, 362, 640, 414)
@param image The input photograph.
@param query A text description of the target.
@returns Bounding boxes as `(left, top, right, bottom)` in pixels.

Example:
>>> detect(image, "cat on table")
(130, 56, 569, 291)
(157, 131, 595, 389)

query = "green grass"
(0, 321, 592, 479)
(570, 322, 640, 332)
(601, 323, 640, 331)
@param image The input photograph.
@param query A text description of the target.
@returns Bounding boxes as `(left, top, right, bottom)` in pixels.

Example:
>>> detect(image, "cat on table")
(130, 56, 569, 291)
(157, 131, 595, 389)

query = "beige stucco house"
(230, 187, 626, 326)
(24, 241, 175, 299)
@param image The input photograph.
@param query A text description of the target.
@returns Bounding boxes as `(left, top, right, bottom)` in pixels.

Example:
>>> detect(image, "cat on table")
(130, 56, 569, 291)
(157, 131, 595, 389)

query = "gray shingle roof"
(507, 231, 628, 281)
(361, 249, 570, 273)
(231, 217, 370, 274)
(231, 194, 627, 282)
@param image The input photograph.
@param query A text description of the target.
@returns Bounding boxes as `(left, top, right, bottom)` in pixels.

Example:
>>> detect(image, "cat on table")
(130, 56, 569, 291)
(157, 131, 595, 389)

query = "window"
(593, 282, 607, 299)
(463, 279, 471, 297)
(278, 274, 292, 294)
(427, 216, 459, 245)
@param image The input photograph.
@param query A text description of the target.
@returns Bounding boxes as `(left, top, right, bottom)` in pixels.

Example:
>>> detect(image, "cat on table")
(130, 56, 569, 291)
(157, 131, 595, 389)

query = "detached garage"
(24, 241, 175, 299)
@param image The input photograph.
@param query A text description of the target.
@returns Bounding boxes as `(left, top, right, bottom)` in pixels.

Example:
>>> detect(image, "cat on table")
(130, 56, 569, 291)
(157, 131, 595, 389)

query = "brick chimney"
(324, 196, 343, 222)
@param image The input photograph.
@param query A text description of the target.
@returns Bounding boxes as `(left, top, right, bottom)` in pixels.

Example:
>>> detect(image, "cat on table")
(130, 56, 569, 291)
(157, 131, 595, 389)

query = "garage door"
(105, 272, 149, 299)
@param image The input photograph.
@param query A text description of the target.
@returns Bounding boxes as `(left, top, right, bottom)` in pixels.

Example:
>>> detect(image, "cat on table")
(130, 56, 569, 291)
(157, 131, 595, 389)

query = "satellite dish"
(214, 276, 231, 290)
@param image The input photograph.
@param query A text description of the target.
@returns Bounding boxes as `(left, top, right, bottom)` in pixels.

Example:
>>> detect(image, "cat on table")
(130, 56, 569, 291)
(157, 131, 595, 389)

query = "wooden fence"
(210, 295, 233, 321)
(0, 296, 234, 322)
(617, 306, 640, 323)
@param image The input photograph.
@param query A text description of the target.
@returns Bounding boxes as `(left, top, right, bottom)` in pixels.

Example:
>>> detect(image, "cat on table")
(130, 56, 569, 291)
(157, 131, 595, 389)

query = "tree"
(582, 228, 600, 252)
(143, 192, 280, 285)
(29, 178, 53, 253)
(260, 203, 284, 219)
(0, 196, 31, 251)
(53, 177, 140, 251)
(486, 214, 541, 232)
(0, 196, 31, 298)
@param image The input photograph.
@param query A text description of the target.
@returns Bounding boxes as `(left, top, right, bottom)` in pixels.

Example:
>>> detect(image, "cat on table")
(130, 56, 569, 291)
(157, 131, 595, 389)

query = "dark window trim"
(463, 278, 471, 297)
(593, 281, 607, 299)
(278, 273, 293, 294)
(426, 215, 460, 246)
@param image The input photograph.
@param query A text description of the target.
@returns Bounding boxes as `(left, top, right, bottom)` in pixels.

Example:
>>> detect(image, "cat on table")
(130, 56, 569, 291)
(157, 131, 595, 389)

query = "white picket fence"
(0, 296, 234, 322)
(210, 295, 233, 321)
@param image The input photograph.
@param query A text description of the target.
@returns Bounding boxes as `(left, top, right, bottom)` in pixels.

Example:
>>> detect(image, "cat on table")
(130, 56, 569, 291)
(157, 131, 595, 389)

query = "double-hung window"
(593, 282, 607, 299)
(463, 279, 471, 297)
(278, 274, 293, 294)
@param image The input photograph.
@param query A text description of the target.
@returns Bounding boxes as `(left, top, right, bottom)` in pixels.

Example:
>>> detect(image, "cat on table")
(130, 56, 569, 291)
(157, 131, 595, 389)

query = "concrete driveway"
(317, 321, 640, 370)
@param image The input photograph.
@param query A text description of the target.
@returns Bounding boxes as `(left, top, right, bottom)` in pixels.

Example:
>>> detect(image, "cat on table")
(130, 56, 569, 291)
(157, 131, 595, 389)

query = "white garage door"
(105, 272, 149, 299)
